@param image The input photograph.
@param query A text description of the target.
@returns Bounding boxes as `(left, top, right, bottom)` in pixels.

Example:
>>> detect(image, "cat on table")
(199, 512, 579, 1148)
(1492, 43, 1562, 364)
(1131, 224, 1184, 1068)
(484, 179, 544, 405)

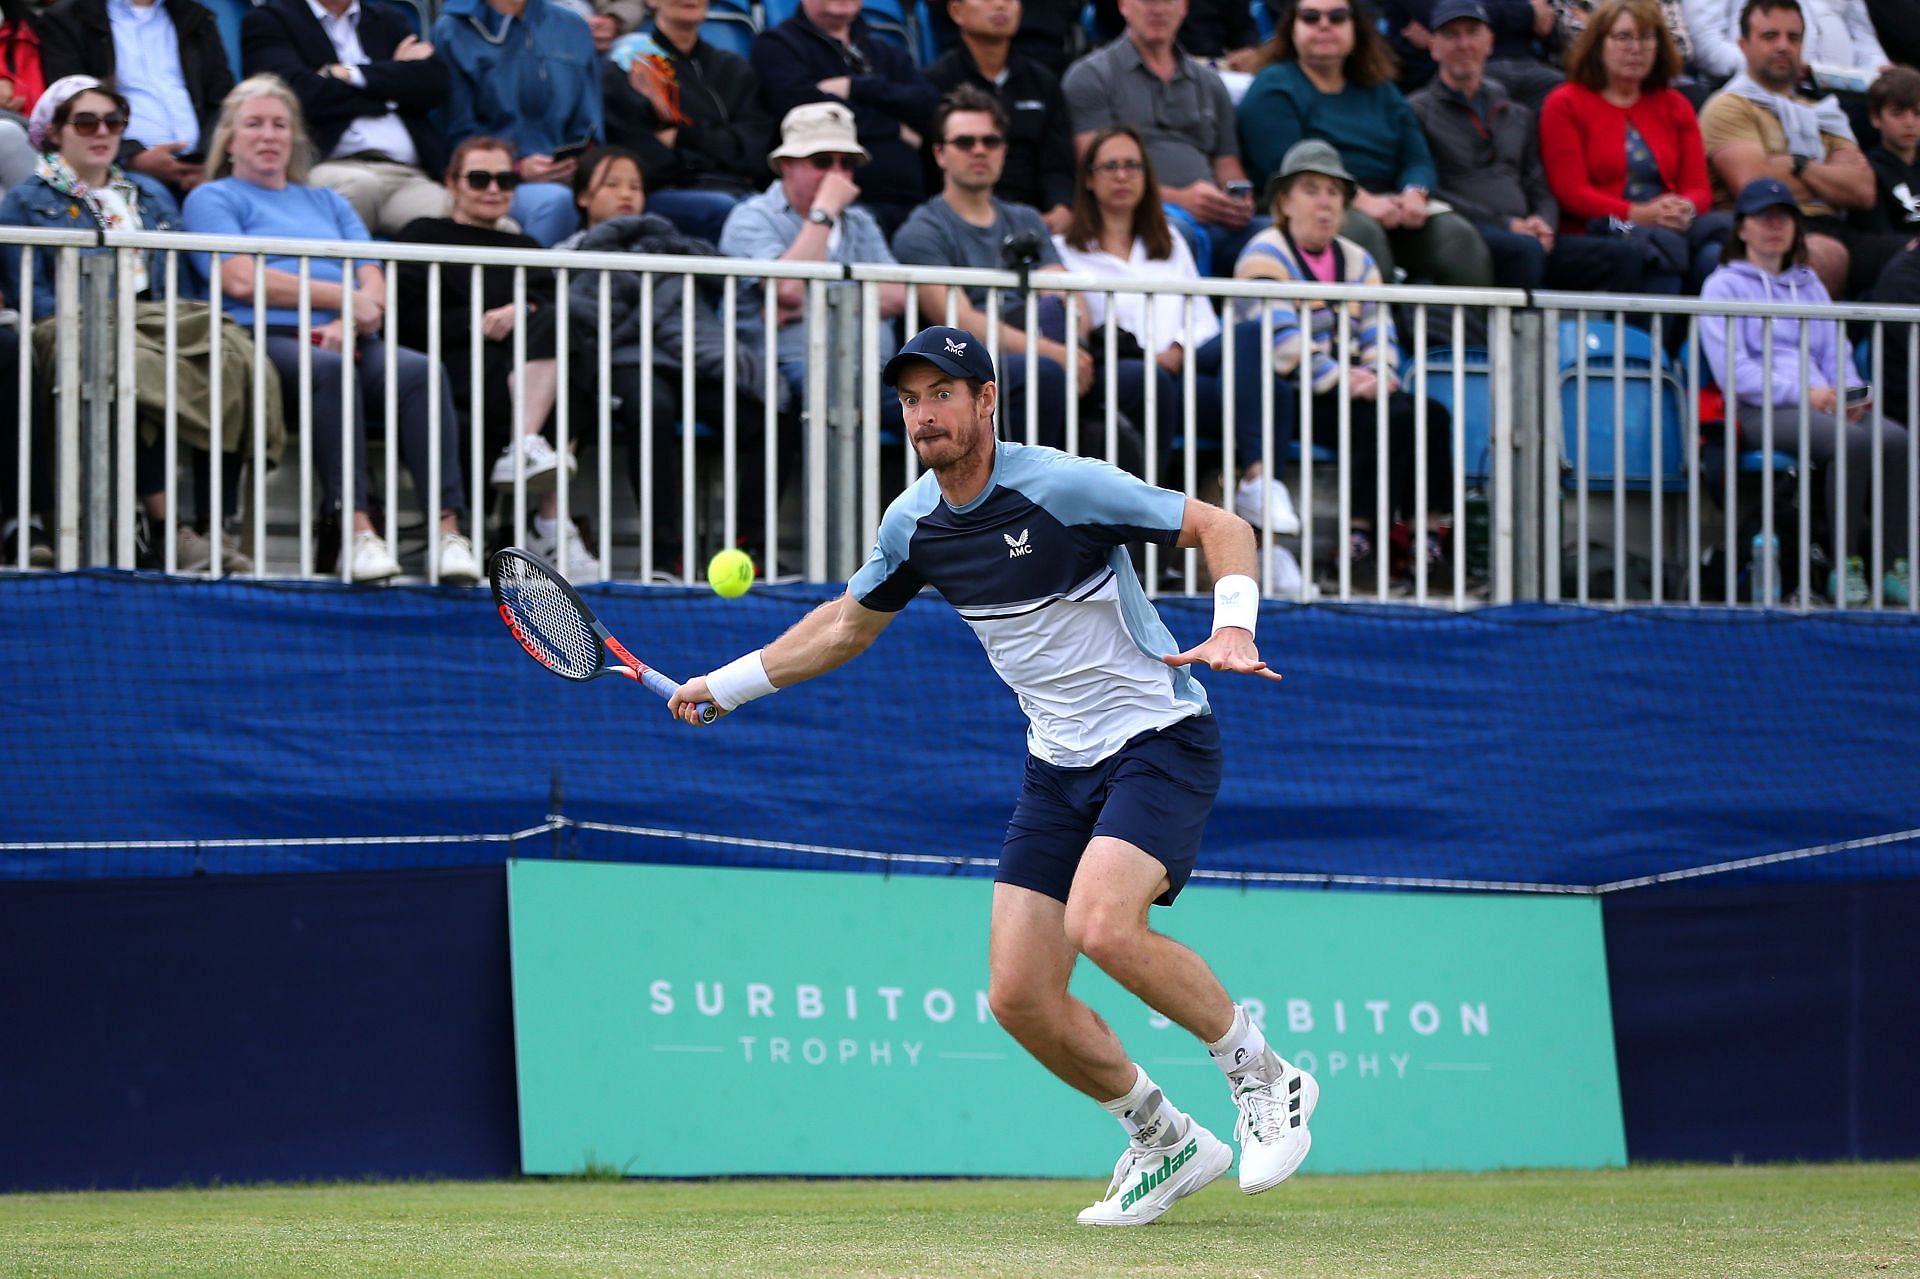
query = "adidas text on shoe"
(1075, 1119, 1232, 1227)
(1231, 1049, 1319, 1194)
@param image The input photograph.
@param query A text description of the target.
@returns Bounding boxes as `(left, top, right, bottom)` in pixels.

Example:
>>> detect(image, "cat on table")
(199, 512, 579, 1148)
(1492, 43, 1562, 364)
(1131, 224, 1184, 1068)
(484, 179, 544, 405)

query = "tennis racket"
(489, 547, 717, 723)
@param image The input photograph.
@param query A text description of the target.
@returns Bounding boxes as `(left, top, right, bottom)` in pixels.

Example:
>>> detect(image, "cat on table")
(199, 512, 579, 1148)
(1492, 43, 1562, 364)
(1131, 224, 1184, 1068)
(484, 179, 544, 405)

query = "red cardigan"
(1537, 82, 1713, 235)
(0, 20, 44, 116)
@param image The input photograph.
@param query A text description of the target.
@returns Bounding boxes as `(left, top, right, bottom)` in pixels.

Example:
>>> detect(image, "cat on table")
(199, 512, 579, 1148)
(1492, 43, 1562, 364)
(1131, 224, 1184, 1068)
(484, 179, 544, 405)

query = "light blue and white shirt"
(109, 0, 201, 152)
(848, 440, 1208, 768)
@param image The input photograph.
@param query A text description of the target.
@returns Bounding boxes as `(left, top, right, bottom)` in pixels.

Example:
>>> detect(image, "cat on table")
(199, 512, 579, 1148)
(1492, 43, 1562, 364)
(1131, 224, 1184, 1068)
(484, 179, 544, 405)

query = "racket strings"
(494, 558, 602, 677)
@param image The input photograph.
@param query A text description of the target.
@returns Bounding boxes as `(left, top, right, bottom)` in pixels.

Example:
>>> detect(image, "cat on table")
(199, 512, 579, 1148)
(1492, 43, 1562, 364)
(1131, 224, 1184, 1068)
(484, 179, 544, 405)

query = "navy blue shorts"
(998, 714, 1223, 907)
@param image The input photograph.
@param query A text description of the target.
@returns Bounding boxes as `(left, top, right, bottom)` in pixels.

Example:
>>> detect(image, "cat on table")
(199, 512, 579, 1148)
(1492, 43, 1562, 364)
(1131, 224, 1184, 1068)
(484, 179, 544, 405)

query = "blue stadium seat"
(196, 0, 250, 81)
(701, 12, 758, 56)
(1252, 0, 1275, 42)
(1401, 346, 1492, 482)
(761, 0, 801, 27)
(1555, 320, 1687, 492)
(915, 0, 945, 64)
(862, 0, 916, 56)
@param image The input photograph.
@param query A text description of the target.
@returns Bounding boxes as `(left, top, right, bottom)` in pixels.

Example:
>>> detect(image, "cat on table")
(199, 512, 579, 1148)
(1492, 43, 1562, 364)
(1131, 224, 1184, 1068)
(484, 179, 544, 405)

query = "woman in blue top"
(433, 0, 602, 247)
(1236, 0, 1491, 288)
(182, 74, 480, 585)
(0, 74, 261, 574)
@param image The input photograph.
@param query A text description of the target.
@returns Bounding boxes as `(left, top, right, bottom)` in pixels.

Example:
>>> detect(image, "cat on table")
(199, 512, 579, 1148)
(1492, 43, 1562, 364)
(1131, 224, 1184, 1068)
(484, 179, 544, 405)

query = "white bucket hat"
(767, 102, 868, 173)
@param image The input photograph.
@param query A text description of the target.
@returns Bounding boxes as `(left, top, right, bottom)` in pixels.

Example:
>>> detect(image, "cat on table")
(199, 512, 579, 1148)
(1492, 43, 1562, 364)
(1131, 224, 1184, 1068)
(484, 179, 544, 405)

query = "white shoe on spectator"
(1267, 544, 1318, 601)
(532, 516, 603, 582)
(212, 530, 254, 576)
(1235, 474, 1301, 535)
(437, 531, 482, 585)
(174, 524, 214, 573)
(341, 529, 401, 583)
(489, 434, 572, 492)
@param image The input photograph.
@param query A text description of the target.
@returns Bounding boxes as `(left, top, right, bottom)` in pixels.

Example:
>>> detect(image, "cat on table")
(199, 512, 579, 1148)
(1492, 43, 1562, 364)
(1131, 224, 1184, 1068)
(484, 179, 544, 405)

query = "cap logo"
(943, 338, 968, 357)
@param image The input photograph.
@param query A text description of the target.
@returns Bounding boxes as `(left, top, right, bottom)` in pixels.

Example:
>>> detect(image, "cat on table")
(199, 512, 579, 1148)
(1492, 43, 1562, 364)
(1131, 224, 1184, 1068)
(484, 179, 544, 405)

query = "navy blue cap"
(882, 326, 997, 387)
(1734, 177, 1799, 216)
(1429, 0, 1491, 29)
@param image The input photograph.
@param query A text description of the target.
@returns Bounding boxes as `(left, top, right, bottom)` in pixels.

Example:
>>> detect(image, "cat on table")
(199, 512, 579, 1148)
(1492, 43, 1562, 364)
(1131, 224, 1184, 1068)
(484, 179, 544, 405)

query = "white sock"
(1099, 1065, 1185, 1148)
(1206, 1004, 1270, 1079)
(533, 514, 558, 538)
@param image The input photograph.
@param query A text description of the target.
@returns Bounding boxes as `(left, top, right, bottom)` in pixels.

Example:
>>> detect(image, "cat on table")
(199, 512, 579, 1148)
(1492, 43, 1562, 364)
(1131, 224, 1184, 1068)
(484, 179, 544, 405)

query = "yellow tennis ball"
(707, 548, 756, 598)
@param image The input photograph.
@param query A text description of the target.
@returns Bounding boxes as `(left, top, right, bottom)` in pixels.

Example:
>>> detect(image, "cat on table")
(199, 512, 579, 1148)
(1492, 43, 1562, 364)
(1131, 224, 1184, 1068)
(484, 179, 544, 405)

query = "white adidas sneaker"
(1075, 1117, 1233, 1227)
(1230, 1048, 1319, 1194)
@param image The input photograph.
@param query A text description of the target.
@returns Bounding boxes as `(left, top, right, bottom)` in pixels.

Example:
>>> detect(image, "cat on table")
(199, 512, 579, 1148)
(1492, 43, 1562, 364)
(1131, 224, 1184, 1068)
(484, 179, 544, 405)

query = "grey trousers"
(265, 333, 466, 520)
(1736, 402, 1912, 564)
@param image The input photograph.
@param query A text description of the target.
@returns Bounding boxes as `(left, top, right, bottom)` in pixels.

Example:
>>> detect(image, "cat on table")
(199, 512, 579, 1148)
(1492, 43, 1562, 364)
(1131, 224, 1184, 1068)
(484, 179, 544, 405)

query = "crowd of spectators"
(0, 0, 1914, 596)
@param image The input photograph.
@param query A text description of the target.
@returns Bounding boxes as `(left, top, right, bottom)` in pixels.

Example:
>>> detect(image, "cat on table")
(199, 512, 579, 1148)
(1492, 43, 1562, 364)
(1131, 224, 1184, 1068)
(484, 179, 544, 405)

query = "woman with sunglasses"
(1, 74, 275, 575)
(1237, 0, 1492, 288)
(390, 137, 599, 579)
(182, 74, 480, 585)
(1053, 125, 1308, 577)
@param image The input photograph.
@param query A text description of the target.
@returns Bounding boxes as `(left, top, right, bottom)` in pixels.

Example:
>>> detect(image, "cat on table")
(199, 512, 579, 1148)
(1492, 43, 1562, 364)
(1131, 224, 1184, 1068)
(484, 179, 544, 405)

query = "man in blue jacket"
(433, 0, 601, 245)
(243, 0, 453, 234)
(750, 0, 937, 234)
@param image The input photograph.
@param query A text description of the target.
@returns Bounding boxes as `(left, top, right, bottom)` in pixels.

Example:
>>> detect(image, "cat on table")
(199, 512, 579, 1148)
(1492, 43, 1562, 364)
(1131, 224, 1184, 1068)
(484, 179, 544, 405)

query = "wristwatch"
(1792, 154, 1810, 177)
(808, 207, 836, 228)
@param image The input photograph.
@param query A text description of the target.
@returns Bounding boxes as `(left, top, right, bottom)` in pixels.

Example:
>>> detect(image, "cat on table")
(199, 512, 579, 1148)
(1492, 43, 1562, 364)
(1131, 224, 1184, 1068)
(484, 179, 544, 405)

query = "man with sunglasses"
(1062, 0, 1257, 275)
(927, 0, 1077, 235)
(718, 101, 909, 410)
(750, 0, 938, 234)
(39, 0, 235, 195)
(240, 0, 451, 236)
(892, 86, 1093, 459)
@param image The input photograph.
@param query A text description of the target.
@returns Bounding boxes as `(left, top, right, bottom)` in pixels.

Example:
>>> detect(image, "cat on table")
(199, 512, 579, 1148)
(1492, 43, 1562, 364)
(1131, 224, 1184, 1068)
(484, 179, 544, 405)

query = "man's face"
(1873, 102, 1920, 155)
(1118, 0, 1186, 45)
(935, 109, 1007, 192)
(948, 0, 1019, 40)
(778, 152, 860, 211)
(896, 365, 995, 471)
(802, 0, 862, 32)
(1740, 3, 1804, 91)
(1429, 17, 1492, 86)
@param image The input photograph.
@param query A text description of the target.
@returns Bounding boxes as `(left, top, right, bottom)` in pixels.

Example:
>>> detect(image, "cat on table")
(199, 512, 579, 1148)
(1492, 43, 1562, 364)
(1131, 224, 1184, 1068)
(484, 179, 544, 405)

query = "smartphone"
(1846, 384, 1873, 406)
(551, 137, 593, 164)
(172, 149, 206, 166)
(1226, 180, 1254, 200)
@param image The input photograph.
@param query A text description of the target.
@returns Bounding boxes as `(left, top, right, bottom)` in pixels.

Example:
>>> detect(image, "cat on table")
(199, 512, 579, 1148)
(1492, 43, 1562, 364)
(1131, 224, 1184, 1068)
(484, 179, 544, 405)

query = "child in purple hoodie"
(1700, 178, 1912, 606)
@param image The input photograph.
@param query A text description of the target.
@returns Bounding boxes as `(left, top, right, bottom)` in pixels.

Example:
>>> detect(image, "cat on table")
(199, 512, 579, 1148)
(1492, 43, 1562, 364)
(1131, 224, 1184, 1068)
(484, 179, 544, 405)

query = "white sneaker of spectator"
(490, 434, 573, 492)
(438, 531, 482, 585)
(1265, 543, 1318, 601)
(1235, 473, 1301, 535)
(342, 528, 402, 583)
(532, 515, 602, 582)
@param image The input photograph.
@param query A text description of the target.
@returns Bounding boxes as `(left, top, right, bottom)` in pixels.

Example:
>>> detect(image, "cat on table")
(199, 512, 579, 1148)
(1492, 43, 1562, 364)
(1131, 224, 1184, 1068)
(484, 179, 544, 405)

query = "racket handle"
(637, 666, 720, 724)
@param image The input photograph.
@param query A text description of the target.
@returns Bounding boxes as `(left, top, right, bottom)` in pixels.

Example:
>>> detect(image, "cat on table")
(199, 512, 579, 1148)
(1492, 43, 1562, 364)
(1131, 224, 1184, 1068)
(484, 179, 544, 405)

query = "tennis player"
(669, 325, 1316, 1225)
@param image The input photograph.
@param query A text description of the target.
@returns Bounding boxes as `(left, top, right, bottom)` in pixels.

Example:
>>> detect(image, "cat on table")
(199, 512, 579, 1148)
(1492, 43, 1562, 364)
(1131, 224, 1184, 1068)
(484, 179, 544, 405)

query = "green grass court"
(3, 1163, 1916, 1278)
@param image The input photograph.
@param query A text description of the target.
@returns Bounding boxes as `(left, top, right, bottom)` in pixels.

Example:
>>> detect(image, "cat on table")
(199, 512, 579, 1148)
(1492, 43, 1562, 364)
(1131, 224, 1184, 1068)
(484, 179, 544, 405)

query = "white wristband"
(703, 650, 777, 711)
(1212, 574, 1259, 638)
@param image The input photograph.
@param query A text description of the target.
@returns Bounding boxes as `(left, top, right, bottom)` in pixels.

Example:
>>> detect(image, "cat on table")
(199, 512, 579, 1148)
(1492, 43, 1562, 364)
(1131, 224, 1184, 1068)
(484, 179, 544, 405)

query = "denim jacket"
(0, 169, 181, 317)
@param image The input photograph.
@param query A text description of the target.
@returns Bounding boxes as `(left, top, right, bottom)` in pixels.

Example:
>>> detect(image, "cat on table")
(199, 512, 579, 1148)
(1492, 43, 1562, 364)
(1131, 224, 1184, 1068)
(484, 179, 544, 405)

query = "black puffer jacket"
(567, 212, 768, 399)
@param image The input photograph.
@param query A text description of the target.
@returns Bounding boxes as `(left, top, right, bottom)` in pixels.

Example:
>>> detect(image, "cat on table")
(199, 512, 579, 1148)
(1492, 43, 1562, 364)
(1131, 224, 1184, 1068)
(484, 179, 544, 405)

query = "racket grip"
(639, 667, 719, 724)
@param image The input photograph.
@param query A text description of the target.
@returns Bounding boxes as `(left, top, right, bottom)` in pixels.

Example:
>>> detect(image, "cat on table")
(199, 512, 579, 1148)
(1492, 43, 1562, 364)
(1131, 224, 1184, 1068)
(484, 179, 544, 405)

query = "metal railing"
(4, 227, 1917, 613)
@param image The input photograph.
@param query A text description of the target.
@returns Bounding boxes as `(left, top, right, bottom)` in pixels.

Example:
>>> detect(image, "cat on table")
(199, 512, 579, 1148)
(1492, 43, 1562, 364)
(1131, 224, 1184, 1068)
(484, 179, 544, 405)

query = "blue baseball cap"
(1429, 0, 1491, 29)
(882, 326, 998, 387)
(1735, 177, 1799, 216)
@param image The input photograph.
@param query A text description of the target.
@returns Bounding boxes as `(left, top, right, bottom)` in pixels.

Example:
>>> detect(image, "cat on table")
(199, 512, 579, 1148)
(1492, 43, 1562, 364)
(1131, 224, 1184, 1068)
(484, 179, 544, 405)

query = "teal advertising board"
(508, 861, 1626, 1176)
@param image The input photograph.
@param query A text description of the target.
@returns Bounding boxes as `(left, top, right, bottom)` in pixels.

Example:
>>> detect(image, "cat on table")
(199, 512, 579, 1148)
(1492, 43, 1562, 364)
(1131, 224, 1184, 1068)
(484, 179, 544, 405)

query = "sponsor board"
(509, 861, 1626, 1175)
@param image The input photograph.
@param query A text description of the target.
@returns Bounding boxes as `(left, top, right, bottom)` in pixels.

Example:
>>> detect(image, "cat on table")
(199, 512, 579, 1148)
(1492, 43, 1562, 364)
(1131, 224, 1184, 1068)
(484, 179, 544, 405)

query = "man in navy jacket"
(750, 0, 937, 234)
(243, 0, 452, 234)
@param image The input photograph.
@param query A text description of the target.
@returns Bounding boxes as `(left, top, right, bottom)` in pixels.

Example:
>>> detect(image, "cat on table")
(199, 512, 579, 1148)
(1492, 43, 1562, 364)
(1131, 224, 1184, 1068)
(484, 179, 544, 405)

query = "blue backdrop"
(2, 572, 1917, 885)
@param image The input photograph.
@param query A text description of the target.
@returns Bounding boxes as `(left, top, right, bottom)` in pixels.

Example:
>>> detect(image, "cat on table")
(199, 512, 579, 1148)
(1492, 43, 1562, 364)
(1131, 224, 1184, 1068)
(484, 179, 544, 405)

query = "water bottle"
(1749, 533, 1781, 605)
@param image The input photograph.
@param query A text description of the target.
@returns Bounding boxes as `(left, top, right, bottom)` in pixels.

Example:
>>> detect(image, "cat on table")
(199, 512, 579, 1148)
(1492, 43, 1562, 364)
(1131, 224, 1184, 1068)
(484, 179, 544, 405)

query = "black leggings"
(1309, 390, 1455, 524)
